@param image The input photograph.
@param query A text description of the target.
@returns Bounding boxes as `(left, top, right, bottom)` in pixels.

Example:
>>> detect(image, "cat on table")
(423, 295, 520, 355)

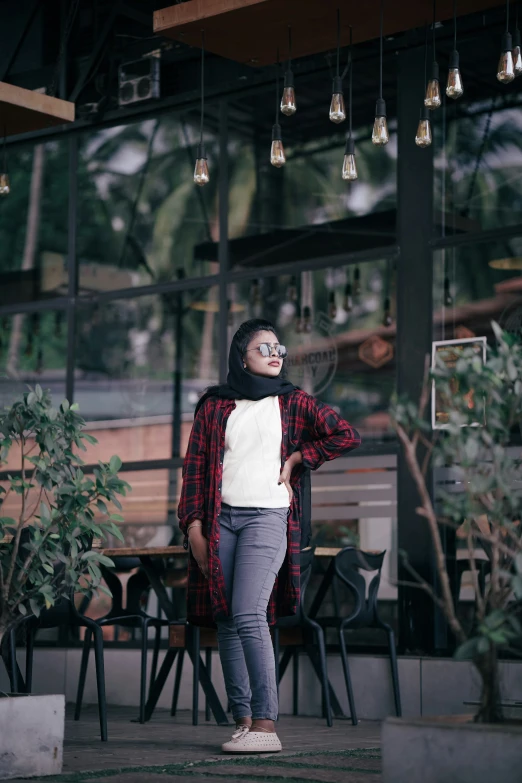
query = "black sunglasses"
(244, 342, 288, 359)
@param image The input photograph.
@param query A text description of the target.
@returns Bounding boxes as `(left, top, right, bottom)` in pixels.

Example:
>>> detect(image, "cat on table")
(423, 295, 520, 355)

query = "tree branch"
(424, 509, 519, 561)
(396, 420, 467, 645)
(24, 485, 44, 525)
(393, 560, 449, 614)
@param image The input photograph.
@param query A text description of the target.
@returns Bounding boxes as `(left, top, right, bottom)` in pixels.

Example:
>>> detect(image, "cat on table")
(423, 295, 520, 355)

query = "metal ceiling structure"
(0, 1, 520, 147)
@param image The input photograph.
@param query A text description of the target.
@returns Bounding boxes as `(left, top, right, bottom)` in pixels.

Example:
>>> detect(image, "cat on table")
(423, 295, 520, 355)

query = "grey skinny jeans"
(216, 503, 288, 722)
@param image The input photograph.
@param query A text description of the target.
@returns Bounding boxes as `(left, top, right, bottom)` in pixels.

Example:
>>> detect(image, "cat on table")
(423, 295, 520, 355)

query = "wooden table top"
(3, 540, 381, 560)
(100, 546, 348, 558)
(101, 546, 186, 557)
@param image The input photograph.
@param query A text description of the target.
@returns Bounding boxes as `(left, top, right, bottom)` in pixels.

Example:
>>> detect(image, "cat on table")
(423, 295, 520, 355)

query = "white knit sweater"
(221, 396, 290, 508)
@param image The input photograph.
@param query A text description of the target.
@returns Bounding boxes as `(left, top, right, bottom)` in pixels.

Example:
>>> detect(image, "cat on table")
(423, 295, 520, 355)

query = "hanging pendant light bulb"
(342, 137, 358, 180)
(281, 26, 296, 116)
(342, 27, 358, 181)
(425, 61, 441, 108)
(343, 279, 353, 313)
(0, 129, 9, 196)
(372, 0, 389, 146)
(194, 31, 210, 186)
(194, 144, 209, 186)
(270, 126, 285, 167)
(498, 38, 515, 83)
(446, 50, 464, 98)
(446, 0, 464, 99)
(513, 4, 522, 77)
(329, 9, 346, 123)
(415, 106, 432, 147)
(425, 4, 441, 109)
(498, 0, 515, 83)
(0, 173, 10, 196)
(330, 77, 346, 123)
(514, 27, 522, 76)
(271, 55, 286, 167)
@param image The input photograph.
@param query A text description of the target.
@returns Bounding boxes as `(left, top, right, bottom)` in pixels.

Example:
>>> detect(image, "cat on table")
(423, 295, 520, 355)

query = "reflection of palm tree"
(78, 119, 398, 384)
(436, 105, 522, 232)
(434, 106, 522, 321)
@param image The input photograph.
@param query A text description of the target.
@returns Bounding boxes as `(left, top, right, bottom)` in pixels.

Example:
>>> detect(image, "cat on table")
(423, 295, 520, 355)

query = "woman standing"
(178, 319, 361, 753)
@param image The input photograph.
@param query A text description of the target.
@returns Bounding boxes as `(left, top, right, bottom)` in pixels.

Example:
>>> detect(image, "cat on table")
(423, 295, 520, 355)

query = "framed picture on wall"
(431, 336, 487, 430)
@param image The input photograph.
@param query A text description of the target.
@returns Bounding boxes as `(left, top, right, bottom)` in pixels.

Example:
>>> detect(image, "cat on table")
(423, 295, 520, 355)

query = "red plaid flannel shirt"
(178, 389, 361, 627)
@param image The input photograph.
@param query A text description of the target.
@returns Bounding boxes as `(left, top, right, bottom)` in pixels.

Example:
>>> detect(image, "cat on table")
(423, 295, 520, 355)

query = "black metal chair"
(5, 587, 109, 741)
(2, 528, 109, 740)
(272, 546, 334, 727)
(317, 546, 402, 726)
(75, 557, 169, 725)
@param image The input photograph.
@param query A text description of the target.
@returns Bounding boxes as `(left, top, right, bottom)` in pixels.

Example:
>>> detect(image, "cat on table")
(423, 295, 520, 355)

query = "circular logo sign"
(285, 312, 338, 395)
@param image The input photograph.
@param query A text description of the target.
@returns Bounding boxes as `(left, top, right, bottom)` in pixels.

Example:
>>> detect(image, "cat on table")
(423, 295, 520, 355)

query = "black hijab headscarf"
(195, 319, 296, 416)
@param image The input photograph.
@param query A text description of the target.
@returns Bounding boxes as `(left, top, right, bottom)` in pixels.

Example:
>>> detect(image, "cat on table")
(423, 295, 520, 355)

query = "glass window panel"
(77, 117, 219, 293)
(0, 309, 67, 410)
(76, 467, 185, 635)
(74, 288, 219, 463)
(229, 264, 396, 442)
(434, 103, 522, 237)
(228, 266, 397, 608)
(433, 237, 522, 343)
(220, 126, 397, 273)
(0, 140, 69, 305)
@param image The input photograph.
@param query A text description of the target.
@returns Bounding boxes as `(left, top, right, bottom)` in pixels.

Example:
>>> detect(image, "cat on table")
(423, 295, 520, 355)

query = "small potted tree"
(0, 386, 129, 780)
(382, 323, 522, 783)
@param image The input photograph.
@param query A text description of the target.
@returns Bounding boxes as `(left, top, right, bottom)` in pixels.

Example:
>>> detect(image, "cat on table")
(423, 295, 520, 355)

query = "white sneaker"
(221, 727, 282, 754)
(221, 724, 250, 752)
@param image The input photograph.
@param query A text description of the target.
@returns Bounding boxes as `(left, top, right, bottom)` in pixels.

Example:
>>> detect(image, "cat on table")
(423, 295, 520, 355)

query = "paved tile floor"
(19, 706, 382, 782)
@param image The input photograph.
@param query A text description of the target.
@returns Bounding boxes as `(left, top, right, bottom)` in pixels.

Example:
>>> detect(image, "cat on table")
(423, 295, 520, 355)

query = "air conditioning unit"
(118, 55, 160, 107)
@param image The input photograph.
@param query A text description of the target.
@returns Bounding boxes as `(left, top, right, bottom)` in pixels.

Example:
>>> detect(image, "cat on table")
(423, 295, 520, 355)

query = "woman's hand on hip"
(188, 528, 209, 579)
(279, 451, 303, 504)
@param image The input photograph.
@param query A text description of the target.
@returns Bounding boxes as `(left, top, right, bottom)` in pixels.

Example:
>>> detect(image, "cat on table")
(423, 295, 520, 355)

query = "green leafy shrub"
(0, 386, 130, 645)
(391, 323, 522, 723)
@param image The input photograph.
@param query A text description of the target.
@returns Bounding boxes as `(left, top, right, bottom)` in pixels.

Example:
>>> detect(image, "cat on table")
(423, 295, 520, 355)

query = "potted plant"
(382, 324, 522, 783)
(0, 386, 129, 780)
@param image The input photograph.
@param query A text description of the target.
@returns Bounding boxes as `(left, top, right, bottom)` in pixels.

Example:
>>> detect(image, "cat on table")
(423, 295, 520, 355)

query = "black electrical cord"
(424, 21, 429, 88)
(349, 26, 353, 138)
(336, 8, 341, 77)
(453, 0, 457, 51)
(200, 30, 205, 145)
(379, 0, 383, 100)
(432, 0, 436, 59)
(275, 51, 280, 124)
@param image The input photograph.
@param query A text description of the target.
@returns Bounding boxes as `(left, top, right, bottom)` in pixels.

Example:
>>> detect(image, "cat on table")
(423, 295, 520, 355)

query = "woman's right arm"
(178, 402, 209, 543)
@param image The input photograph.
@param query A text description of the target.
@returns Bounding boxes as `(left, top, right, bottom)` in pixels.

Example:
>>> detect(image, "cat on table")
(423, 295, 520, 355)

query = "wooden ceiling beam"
(154, 0, 506, 67)
(0, 82, 74, 136)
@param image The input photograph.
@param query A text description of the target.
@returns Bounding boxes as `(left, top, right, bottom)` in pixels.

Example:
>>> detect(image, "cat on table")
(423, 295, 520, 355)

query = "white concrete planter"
(0, 694, 64, 780)
(382, 716, 522, 783)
